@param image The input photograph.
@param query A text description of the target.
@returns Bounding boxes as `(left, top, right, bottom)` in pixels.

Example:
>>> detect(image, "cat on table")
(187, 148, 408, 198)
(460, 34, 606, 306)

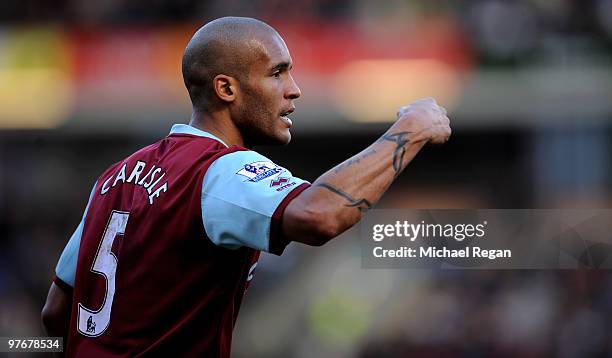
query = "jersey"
(53, 124, 309, 357)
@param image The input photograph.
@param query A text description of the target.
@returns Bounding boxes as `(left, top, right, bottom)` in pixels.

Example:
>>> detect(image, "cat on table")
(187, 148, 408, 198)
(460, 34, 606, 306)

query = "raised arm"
(282, 98, 451, 245)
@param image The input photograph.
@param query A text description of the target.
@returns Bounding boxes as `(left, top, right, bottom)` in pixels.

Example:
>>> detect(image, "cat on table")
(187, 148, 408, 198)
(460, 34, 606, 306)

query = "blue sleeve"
(55, 182, 97, 287)
(201, 150, 309, 253)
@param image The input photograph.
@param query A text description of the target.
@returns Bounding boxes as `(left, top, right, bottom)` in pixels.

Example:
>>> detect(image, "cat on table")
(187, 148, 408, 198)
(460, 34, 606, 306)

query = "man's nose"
(286, 74, 301, 100)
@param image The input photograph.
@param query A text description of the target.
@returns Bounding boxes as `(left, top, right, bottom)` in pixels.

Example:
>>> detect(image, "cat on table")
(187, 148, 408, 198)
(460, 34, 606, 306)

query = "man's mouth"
(280, 107, 294, 117)
(279, 107, 295, 127)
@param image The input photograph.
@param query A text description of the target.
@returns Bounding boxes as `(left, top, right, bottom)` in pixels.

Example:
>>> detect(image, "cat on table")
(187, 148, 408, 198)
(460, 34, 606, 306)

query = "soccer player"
(41, 17, 450, 357)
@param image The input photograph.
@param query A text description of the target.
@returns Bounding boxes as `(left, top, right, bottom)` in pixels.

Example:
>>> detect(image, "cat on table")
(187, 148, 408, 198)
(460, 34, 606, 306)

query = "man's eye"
(272, 72, 281, 78)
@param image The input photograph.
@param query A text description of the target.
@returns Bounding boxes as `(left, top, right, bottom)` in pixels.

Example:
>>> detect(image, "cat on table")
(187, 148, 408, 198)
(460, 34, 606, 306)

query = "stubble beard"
(235, 88, 288, 147)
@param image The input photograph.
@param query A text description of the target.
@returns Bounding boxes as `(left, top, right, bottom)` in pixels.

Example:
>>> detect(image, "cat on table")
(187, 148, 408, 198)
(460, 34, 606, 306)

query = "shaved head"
(182, 17, 301, 147)
(182, 17, 280, 112)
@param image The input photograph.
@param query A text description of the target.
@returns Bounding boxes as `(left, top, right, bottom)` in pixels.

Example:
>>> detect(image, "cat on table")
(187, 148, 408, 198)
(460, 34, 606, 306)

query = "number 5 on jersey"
(78, 210, 129, 337)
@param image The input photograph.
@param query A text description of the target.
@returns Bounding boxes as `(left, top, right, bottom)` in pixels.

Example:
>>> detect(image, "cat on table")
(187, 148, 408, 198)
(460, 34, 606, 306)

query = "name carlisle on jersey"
(100, 160, 168, 204)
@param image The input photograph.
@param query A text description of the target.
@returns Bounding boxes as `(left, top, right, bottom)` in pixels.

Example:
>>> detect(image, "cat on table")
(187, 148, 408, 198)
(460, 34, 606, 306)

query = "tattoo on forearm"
(317, 183, 372, 212)
(380, 131, 411, 175)
(333, 149, 377, 174)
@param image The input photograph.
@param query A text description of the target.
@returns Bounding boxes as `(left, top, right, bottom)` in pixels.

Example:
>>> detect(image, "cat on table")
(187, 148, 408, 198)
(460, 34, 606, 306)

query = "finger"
(432, 137, 445, 145)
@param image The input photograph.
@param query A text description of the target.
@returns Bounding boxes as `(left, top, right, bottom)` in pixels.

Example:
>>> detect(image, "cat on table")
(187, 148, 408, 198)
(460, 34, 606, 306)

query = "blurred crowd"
(2, 0, 612, 59)
(1, 0, 612, 357)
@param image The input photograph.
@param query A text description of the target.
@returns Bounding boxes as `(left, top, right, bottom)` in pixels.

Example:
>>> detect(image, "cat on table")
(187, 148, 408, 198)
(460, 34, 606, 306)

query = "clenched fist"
(396, 98, 451, 144)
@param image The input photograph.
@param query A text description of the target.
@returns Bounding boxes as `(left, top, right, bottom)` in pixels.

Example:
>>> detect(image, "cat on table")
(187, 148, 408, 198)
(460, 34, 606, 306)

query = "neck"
(189, 110, 245, 147)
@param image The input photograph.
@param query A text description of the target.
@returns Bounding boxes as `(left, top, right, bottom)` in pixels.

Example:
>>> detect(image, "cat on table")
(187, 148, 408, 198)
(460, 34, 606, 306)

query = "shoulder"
(208, 150, 288, 182)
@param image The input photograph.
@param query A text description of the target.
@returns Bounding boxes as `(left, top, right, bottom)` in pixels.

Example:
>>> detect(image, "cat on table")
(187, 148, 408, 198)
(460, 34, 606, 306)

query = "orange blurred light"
(331, 59, 462, 122)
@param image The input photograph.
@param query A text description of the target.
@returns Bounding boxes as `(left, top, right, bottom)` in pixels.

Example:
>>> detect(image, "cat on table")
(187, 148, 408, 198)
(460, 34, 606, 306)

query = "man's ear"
(212, 74, 238, 103)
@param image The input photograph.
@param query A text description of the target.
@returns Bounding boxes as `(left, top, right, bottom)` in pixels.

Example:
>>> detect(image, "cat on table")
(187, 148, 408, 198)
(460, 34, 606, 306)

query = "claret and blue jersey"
(53, 124, 309, 357)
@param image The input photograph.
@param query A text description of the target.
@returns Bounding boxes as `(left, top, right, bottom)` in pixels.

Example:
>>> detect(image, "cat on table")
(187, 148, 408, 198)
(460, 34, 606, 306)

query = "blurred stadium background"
(1, 0, 612, 356)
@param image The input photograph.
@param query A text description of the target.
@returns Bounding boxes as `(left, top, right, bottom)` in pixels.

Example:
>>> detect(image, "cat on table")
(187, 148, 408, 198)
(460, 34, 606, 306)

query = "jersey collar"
(169, 124, 229, 148)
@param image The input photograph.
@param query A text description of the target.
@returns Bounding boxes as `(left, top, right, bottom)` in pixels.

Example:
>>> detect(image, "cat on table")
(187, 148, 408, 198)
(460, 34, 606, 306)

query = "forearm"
(312, 129, 427, 222)
(42, 282, 72, 357)
(283, 127, 428, 245)
(282, 98, 450, 245)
